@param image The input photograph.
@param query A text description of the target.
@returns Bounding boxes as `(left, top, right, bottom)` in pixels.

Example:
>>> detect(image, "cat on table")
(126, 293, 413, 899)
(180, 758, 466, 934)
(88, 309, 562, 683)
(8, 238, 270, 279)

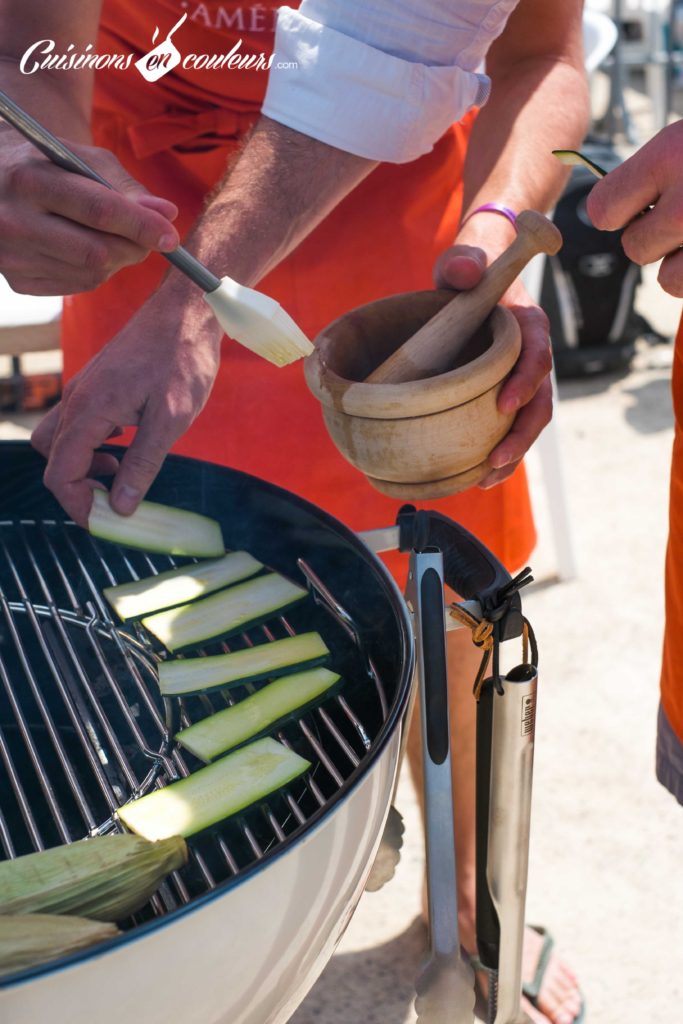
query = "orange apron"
(660, 318, 683, 757)
(61, 0, 535, 581)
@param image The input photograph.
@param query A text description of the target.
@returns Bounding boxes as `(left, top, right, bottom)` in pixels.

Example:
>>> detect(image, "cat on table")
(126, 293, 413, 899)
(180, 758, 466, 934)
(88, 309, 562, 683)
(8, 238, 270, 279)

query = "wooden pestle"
(365, 210, 562, 385)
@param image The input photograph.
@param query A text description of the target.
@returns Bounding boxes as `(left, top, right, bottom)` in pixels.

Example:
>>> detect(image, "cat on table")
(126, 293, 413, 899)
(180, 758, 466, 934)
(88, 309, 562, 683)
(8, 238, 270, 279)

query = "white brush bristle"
(203, 277, 313, 366)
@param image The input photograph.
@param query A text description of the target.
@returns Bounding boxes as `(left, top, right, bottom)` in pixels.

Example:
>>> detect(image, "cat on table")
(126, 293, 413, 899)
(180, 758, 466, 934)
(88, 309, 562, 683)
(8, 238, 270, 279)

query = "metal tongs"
(0, 88, 312, 366)
(364, 509, 539, 1024)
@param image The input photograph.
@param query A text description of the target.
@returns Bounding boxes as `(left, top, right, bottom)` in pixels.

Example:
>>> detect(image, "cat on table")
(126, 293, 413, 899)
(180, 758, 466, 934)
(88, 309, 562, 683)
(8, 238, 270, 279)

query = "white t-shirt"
(262, 0, 520, 163)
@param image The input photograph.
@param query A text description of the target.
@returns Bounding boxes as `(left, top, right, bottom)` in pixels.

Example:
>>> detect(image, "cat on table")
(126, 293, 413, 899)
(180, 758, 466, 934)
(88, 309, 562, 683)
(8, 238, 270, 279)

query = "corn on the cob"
(0, 834, 187, 922)
(0, 914, 120, 977)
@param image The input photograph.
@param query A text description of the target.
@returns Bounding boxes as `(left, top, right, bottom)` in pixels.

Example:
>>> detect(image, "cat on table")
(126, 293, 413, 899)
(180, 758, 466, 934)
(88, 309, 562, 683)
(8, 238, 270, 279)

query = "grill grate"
(0, 517, 389, 921)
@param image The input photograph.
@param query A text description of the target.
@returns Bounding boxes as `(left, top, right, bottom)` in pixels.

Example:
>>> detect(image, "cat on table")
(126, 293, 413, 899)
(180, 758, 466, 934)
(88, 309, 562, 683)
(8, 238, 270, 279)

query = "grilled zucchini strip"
(89, 490, 224, 557)
(104, 551, 262, 621)
(117, 737, 310, 840)
(176, 666, 340, 761)
(141, 572, 307, 651)
(158, 631, 329, 696)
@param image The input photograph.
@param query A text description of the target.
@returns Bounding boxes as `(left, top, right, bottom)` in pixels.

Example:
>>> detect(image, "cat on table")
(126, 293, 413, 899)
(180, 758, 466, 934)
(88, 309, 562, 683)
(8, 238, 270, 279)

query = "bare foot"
(421, 892, 582, 1021)
(469, 927, 582, 1024)
(518, 926, 582, 1024)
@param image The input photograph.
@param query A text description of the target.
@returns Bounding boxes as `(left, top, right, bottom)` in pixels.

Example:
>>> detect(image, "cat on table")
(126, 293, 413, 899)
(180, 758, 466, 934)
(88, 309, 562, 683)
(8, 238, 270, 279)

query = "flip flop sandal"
(465, 925, 586, 1023)
(523, 925, 586, 1024)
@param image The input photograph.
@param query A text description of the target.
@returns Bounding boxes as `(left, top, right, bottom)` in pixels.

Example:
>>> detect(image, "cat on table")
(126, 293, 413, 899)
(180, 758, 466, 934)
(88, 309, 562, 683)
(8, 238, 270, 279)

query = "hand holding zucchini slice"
(142, 572, 308, 651)
(89, 490, 224, 557)
(104, 551, 262, 621)
(176, 666, 340, 761)
(117, 737, 310, 841)
(158, 631, 329, 696)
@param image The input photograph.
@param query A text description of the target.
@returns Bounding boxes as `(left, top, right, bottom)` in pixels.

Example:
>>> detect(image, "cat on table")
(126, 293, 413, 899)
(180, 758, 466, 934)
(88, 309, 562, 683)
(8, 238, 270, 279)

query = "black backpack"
(540, 141, 660, 377)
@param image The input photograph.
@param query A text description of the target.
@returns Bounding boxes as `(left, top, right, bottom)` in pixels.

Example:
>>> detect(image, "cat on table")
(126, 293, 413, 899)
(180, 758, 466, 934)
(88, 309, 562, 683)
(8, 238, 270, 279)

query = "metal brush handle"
(0, 88, 220, 293)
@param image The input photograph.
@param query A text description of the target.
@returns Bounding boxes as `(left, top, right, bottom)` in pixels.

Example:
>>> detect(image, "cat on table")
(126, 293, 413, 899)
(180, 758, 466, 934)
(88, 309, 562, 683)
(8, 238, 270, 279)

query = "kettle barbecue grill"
(0, 441, 538, 1024)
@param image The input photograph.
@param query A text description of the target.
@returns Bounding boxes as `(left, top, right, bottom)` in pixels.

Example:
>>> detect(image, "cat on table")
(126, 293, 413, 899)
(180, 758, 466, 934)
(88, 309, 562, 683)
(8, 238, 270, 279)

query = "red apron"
(61, 0, 536, 581)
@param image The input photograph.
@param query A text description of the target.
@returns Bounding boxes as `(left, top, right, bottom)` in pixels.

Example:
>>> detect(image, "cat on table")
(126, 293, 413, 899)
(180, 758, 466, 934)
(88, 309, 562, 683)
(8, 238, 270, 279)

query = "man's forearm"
(0, 0, 103, 141)
(159, 116, 377, 305)
(461, 55, 589, 225)
(0, 58, 92, 142)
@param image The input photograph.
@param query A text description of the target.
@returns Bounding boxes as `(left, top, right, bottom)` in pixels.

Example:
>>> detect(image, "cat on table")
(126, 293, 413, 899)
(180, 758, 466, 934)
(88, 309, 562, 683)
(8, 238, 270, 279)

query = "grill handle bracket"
(397, 506, 526, 643)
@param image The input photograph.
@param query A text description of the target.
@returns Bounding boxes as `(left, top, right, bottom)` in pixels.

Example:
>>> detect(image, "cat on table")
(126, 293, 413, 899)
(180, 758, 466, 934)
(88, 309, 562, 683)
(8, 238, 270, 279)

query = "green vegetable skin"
(117, 737, 310, 841)
(142, 572, 308, 651)
(552, 149, 607, 179)
(88, 490, 224, 557)
(176, 666, 341, 761)
(0, 834, 187, 922)
(158, 631, 329, 696)
(104, 551, 263, 621)
(0, 915, 121, 977)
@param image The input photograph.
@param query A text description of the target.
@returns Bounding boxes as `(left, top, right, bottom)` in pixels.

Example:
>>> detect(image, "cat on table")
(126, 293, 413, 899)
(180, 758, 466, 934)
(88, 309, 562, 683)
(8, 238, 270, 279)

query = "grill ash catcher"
(364, 507, 538, 1024)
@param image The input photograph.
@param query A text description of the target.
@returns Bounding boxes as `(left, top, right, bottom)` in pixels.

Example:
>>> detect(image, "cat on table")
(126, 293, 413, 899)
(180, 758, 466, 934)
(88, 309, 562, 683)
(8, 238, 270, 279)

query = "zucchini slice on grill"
(175, 666, 341, 761)
(104, 551, 262, 621)
(158, 631, 329, 696)
(141, 572, 308, 652)
(116, 737, 310, 840)
(89, 490, 224, 558)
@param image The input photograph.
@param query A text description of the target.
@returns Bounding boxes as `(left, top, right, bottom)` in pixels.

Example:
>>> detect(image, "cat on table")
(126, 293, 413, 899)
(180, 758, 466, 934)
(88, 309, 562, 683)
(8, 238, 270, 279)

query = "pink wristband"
(460, 203, 518, 232)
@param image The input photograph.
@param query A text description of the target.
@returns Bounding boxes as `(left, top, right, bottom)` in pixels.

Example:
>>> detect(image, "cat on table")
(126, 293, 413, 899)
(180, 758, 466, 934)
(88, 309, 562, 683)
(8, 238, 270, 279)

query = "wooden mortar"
(304, 292, 522, 498)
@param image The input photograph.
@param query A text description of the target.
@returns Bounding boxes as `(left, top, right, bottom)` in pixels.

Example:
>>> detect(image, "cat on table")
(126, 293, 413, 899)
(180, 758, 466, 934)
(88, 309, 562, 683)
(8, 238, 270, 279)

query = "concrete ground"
(2, 73, 682, 1024)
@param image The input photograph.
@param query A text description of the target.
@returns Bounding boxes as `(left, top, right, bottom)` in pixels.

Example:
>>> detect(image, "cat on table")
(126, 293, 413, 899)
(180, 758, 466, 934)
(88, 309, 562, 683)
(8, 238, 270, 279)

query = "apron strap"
(127, 107, 255, 158)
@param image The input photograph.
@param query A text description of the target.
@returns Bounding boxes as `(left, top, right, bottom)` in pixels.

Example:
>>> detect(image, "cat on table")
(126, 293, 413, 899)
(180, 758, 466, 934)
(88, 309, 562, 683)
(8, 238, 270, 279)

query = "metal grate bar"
(296, 558, 389, 721)
(0, 718, 41, 852)
(263, 806, 286, 843)
(283, 794, 307, 826)
(0, 613, 71, 844)
(242, 825, 263, 859)
(0, 801, 15, 859)
(336, 695, 371, 749)
(295, 719, 344, 789)
(65, 530, 172, 731)
(0, 539, 103, 839)
(13, 530, 141, 800)
(315, 707, 361, 767)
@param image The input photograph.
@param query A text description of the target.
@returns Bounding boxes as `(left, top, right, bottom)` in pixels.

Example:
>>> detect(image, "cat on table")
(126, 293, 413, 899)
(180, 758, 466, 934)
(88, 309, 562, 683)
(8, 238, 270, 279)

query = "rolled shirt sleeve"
(262, 5, 492, 164)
